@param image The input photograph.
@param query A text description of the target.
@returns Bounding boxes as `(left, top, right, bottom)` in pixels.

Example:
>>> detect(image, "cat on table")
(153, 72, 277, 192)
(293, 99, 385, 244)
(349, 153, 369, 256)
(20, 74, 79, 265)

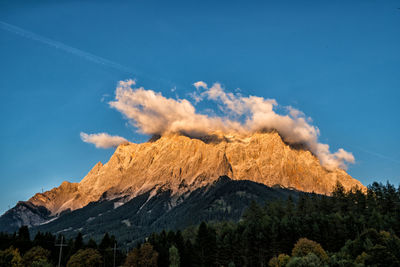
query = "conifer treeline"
(145, 182, 400, 266)
(1, 181, 399, 266)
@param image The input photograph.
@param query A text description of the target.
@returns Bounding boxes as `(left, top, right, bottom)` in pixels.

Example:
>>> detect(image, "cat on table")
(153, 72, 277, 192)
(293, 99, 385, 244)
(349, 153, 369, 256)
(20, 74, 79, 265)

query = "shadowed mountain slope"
(30, 176, 303, 246)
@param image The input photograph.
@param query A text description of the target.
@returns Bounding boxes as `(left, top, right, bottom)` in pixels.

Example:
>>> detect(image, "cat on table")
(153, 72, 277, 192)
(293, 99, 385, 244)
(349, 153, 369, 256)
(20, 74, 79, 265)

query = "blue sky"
(0, 0, 399, 214)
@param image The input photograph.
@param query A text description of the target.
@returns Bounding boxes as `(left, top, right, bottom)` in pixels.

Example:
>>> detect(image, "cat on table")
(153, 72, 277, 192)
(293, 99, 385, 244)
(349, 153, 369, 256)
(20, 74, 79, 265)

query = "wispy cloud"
(108, 79, 355, 170)
(80, 132, 128, 149)
(101, 94, 110, 103)
(0, 21, 135, 75)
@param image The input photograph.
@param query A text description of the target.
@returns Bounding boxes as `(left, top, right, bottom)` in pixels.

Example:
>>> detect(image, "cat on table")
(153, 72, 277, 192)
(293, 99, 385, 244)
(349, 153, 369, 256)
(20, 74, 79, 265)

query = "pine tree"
(15, 226, 31, 254)
(74, 232, 84, 252)
(194, 222, 217, 267)
(169, 245, 180, 267)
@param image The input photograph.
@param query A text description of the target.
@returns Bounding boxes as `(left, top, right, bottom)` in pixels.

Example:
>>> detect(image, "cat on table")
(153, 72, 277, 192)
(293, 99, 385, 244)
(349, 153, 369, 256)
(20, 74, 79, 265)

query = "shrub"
(292, 238, 328, 262)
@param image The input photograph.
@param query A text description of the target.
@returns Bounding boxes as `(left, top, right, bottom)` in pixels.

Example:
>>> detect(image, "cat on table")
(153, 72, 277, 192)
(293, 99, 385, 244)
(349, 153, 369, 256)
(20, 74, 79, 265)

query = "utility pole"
(56, 236, 67, 267)
(113, 242, 117, 267)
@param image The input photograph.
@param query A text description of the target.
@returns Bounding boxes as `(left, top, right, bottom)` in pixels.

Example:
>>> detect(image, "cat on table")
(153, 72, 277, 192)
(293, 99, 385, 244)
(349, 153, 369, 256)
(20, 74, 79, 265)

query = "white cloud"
(80, 132, 128, 149)
(188, 91, 203, 104)
(107, 80, 354, 170)
(119, 79, 136, 87)
(193, 81, 207, 90)
(109, 82, 243, 137)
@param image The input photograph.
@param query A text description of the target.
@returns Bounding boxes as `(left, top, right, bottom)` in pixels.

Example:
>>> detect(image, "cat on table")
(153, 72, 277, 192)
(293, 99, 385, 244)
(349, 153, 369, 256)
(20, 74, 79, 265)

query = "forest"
(0, 181, 399, 266)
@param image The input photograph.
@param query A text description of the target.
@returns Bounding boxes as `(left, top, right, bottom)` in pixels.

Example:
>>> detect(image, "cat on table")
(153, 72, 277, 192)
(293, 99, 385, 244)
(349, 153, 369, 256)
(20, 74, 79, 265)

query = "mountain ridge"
(27, 131, 364, 216)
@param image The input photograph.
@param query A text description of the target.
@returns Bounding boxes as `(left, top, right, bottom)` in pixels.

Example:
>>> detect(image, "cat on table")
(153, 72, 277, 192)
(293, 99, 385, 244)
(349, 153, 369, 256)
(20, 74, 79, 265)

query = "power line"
(55, 236, 67, 267)
(113, 242, 117, 267)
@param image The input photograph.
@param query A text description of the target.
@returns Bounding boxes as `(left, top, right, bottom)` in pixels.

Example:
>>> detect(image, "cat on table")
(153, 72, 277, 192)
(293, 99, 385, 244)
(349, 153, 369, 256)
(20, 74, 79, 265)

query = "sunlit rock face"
(29, 132, 365, 215)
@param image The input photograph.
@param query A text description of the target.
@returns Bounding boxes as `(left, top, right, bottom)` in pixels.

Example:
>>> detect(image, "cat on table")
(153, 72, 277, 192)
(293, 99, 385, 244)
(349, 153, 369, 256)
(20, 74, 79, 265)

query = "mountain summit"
(27, 131, 364, 216)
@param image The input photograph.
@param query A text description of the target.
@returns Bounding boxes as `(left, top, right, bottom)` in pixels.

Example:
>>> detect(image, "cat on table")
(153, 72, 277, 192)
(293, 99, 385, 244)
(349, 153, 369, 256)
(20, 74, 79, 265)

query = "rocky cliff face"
(0, 201, 52, 232)
(27, 132, 365, 216)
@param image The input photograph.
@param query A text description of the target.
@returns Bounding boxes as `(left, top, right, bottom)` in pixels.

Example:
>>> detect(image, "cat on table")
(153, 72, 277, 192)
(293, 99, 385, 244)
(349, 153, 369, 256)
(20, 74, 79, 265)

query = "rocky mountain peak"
(28, 132, 365, 215)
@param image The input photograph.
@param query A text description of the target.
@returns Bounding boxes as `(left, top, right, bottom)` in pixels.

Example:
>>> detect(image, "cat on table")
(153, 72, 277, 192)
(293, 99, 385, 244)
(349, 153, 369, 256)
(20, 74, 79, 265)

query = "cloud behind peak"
(106, 79, 354, 170)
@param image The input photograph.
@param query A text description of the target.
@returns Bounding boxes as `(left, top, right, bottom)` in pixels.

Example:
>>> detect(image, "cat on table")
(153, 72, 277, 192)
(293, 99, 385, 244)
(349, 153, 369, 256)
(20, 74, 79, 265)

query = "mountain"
(0, 132, 365, 235)
(0, 202, 51, 233)
(30, 176, 304, 246)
